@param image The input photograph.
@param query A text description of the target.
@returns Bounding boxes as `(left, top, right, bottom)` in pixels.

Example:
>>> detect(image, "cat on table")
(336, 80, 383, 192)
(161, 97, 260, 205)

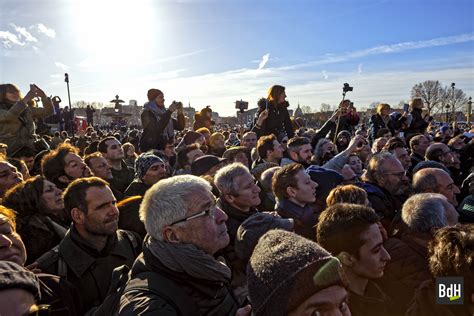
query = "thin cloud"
(358, 63, 363, 75)
(0, 31, 25, 47)
(55, 62, 69, 71)
(322, 71, 329, 80)
(280, 33, 474, 71)
(10, 23, 37, 42)
(257, 53, 270, 70)
(37, 23, 56, 38)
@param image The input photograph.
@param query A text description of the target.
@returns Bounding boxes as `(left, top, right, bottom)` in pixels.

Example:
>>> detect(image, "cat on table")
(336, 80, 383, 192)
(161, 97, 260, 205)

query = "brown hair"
(326, 185, 368, 207)
(41, 143, 79, 188)
(2, 176, 49, 223)
(267, 85, 285, 105)
(317, 203, 379, 258)
(428, 225, 474, 292)
(0, 84, 21, 104)
(257, 134, 277, 160)
(63, 177, 109, 220)
(272, 163, 304, 200)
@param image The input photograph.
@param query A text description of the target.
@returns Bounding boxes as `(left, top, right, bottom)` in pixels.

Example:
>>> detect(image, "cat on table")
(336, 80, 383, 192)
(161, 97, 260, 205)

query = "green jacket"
(0, 98, 53, 155)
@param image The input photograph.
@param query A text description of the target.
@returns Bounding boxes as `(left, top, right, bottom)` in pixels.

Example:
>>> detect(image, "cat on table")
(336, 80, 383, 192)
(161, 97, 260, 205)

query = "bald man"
(413, 168, 460, 206)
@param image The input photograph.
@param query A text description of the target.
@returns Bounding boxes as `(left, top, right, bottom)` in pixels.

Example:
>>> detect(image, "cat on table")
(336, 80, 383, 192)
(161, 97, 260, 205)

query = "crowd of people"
(0, 82, 473, 315)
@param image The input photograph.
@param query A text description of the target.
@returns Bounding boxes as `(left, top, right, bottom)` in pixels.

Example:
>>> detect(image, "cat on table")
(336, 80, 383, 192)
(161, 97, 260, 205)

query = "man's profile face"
(350, 223, 391, 279)
(292, 170, 318, 204)
(172, 189, 229, 255)
(295, 144, 312, 165)
(89, 156, 113, 180)
(227, 173, 261, 210)
(270, 140, 284, 160)
(289, 285, 350, 316)
(105, 139, 124, 161)
(83, 186, 119, 236)
(433, 170, 460, 206)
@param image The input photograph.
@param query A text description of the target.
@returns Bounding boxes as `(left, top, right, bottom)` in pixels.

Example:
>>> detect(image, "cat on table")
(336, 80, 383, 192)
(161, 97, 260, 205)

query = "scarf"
(144, 101, 175, 141)
(147, 236, 231, 282)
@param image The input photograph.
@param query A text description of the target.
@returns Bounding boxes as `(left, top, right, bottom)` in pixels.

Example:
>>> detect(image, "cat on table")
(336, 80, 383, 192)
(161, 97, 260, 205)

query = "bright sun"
(71, 0, 159, 68)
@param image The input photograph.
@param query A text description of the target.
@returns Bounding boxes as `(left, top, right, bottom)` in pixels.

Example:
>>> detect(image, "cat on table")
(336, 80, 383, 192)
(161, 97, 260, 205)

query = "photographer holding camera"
(139, 88, 186, 152)
(0, 83, 54, 156)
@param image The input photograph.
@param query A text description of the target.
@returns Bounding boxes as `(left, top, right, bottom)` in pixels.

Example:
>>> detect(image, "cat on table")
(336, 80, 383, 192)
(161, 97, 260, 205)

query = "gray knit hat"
(235, 213, 293, 263)
(135, 152, 164, 179)
(247, 230, 343, 316)
(0, 261, 41, 300)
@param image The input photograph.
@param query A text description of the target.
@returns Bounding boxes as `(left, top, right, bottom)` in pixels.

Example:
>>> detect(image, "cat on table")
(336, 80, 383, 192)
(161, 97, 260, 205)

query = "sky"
(1, 0, 473, 116)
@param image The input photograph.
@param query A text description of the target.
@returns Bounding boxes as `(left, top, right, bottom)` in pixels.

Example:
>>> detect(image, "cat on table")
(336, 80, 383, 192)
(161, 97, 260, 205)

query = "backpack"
(89, 264, 198, 316)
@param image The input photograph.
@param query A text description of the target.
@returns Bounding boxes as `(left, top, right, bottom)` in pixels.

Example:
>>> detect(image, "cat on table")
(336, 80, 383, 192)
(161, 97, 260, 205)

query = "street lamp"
(451, 82, 455, 122)
(467, 96, 472, 127)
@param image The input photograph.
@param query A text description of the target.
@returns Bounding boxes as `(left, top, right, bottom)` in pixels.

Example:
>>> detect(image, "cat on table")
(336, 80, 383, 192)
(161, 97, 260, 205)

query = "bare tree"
(368, 101, 380, 110)
(410, 80, 444, 115)
(320, 103, 331, 112)
(442, 85, 469, 113)
(300, 105, 314, 114)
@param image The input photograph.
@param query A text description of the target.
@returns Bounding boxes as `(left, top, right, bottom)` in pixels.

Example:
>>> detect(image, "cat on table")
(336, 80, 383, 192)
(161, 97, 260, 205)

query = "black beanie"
(0, 261, 41, 300)
(247, 230, 343, 316)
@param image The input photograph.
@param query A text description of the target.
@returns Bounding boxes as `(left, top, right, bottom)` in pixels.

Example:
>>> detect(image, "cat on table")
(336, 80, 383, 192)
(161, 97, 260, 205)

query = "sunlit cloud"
(280, 33, 474, 71)
(10, 23, 37, 42)
(0, 31, 24, 47)
(257, 53, 270, 70)
(36, 23, 56, 38)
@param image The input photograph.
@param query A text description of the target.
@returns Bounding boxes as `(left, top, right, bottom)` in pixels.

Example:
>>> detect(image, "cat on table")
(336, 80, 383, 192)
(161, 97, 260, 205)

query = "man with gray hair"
(360, 152, 409, 227)
(377, 193, 457, 314)
(214, 163, 261, 301)
(119, 175, 250, 316)
(412, 167, 460, 206)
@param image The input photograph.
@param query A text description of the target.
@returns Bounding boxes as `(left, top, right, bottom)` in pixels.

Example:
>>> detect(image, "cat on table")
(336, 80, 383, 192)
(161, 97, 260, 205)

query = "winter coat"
(36, 227, 141, 314)
(0, 98, 53, 155)
(119, 238, 239, 316)
(375, 236, 432, 315)
(369, 114, 395, 141)
(139, 105, 185, 152)
(252, 100, 294, 139)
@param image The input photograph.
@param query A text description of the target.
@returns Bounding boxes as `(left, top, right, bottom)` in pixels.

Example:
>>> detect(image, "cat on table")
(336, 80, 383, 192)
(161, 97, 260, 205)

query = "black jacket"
(119, 241, 239, 316)
(252, 100, 294, 139)
(140, 109, 185, 152)
(36, 227, 141, 314)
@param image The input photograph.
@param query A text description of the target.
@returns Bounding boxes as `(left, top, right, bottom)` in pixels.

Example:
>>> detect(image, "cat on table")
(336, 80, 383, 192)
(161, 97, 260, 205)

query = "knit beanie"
(247, 230, 343, 316)
(147, 88, 163, 101)
(135, 152, 164, 179)
(0, 261, 41, 300)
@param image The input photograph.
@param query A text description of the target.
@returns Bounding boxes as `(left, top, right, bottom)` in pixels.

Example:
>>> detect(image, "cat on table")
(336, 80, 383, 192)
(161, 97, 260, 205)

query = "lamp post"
(451, 82, 455, 123)
(467, 96, 472, 127)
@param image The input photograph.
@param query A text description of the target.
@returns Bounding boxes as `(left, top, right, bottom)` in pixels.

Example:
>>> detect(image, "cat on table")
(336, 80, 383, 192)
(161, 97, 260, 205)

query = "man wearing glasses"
(119, 175, 251, 316)
(361, 152, 409, 228)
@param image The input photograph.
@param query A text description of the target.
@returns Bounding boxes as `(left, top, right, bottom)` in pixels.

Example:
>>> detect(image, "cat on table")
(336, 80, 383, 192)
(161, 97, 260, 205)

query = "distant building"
(294, 103, 303, 117)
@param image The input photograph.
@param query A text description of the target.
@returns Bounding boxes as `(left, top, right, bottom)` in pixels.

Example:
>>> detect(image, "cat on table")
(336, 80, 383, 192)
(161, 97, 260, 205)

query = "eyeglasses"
(169, 204, 217, 226)
(383, 171, 407, 179)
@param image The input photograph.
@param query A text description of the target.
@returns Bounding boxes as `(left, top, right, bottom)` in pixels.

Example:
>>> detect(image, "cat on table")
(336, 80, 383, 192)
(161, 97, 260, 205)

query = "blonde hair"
(376, 103, 390, 116)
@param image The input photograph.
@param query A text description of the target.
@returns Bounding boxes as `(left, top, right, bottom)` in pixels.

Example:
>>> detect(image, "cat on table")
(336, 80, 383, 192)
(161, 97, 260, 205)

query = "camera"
(235, 100, 249, 112)
(343, 83, 353, 93)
